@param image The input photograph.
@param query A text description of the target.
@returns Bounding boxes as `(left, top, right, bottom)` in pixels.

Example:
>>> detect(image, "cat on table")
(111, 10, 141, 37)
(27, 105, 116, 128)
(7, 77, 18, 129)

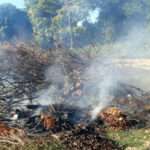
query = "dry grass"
(0, 137, 65, 150)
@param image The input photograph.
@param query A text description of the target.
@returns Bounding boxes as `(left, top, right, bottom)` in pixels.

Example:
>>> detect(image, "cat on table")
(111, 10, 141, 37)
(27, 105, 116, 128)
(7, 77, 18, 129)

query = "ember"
(40, 113, 56, 130)
(100, 107, 129, 129)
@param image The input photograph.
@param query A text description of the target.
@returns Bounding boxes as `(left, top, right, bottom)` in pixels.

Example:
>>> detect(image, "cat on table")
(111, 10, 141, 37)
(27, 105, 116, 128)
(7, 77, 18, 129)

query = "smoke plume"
(37, 24, 150, 120)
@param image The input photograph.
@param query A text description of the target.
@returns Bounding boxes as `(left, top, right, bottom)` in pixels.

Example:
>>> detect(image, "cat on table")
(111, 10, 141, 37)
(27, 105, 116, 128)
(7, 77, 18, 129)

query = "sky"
(0, 0, 25, 8)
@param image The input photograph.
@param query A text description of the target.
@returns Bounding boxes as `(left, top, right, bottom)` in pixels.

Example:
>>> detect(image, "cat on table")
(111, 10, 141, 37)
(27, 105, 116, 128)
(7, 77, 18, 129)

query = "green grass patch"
(107, 128, 150, 150)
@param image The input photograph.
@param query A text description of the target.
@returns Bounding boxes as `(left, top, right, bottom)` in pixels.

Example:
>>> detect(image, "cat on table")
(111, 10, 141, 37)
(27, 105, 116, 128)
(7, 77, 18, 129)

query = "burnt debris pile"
(60, 125, 123, 150)
(0, 44, 150, 149)
(23, 104, 91, 134)
(99, 107, 129, 130)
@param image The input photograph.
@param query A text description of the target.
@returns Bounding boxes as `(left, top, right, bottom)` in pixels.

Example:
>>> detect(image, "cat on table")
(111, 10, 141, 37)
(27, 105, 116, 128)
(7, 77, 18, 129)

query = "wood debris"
(100, 107, 129, 130)
(0, 122, 26, 145)
(60, 124, 123, 150)
(40, 113, 56, 130)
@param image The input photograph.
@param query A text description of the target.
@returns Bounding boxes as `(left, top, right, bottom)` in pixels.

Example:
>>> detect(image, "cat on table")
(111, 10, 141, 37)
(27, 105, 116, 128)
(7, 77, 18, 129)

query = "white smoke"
(87, 7, 101, 24)
(35, 64, 66, 105)
(35, 19, 150, 120)
(82, 59, 120, 119)
(36, 85, 58, 105)
(35, 57, 121, 119)
(77, 7, 101, 27)
(77, 20, 84, 27)
(45, 65, 65, 85)
(35, 26, 150, 118)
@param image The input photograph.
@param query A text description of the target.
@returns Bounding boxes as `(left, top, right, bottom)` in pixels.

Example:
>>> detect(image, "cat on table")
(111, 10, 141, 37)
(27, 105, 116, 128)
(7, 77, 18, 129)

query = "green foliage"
(25, 0, 62, 48)
(25, 0, 150, 49)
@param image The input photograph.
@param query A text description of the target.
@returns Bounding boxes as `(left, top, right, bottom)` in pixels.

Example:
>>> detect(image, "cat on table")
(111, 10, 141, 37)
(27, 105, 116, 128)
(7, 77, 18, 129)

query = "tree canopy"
(4, 0, 150, 48)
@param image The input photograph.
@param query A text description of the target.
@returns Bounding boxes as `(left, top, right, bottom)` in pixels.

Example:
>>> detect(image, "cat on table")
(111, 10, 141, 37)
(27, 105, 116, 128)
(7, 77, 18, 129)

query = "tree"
(51, 0, 85, 49)
(0, 4, 32, 42)
(25, 0, 150, 48)
(25, 0, 62, 48)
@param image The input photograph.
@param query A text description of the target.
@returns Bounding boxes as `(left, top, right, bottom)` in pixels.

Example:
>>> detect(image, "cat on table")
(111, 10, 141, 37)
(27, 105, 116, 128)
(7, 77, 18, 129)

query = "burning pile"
(0, 43, 149, 149)
(20, 104, 126, 149)
(100, 107, 129, 130)
(24, 104, 89, 133)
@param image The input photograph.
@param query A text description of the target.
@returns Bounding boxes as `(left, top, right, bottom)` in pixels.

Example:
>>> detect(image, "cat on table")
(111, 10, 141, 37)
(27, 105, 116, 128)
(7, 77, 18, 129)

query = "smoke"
(0, 1, 149, 125)
(34, 0, 150, 120)
(35, 57, 122, 119)
(35, 25, 150, 120)
(35, 64, 66, 105)
(87, 7, 101, 24)
(45, 65, 65, 85)
(89, 25, 150, 118)
(113, 26, 150, 58)
(84, 59, 118, 119)
(36, 86, 59, 105)
(77, 7, 101, 27)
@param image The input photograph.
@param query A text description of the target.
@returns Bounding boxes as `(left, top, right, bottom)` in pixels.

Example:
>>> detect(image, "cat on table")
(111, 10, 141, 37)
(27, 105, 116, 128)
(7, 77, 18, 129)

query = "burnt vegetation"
(0, 44, 49, 114)
(0, 43, 149, 149)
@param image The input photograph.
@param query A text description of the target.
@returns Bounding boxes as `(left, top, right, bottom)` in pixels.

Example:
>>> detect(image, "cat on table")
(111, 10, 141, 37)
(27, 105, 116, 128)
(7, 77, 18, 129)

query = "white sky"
(0, 0, 25, 8)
